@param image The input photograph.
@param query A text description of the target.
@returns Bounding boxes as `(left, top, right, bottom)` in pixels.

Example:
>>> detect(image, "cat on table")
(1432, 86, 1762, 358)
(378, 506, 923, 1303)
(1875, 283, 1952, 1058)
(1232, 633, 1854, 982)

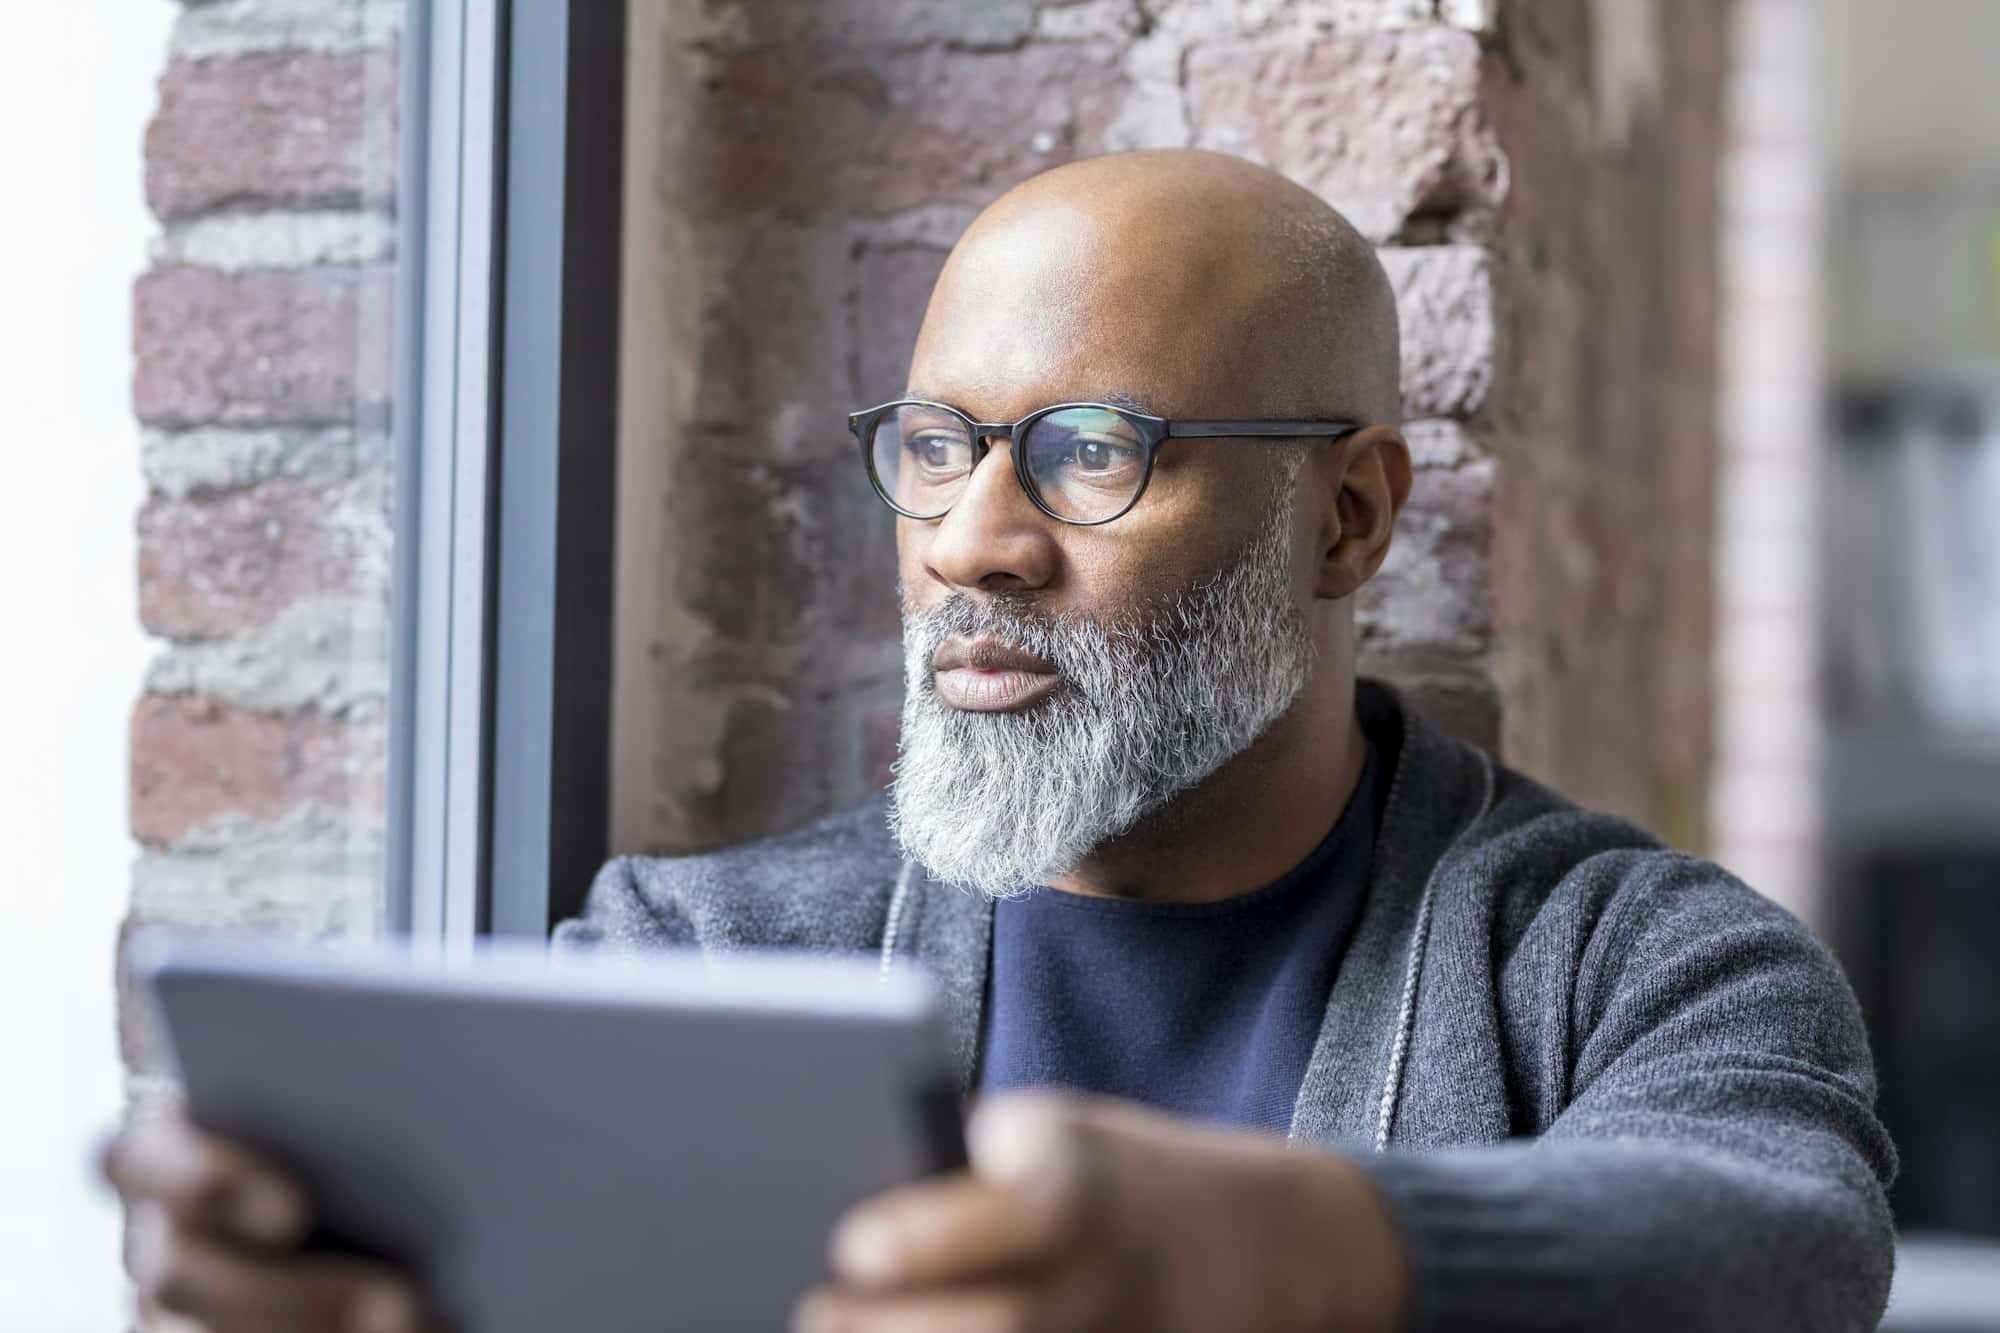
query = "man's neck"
(1046, 682, 1367, 906)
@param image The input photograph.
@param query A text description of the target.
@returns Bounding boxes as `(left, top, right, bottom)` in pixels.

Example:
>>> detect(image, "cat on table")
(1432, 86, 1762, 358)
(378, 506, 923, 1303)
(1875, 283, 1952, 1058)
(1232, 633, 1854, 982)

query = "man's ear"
(1313, 426, 1412, 601)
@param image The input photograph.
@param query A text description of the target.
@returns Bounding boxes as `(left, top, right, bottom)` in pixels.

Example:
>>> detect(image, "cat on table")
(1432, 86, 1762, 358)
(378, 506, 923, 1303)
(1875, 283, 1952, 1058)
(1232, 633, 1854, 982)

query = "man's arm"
(551, 793, 903, 956)
(795, 1091, 1412, 1333)
(799, 856, 1894, 1333)
(1358, 852, 1896, 1332)
(549, 854, 696, 951)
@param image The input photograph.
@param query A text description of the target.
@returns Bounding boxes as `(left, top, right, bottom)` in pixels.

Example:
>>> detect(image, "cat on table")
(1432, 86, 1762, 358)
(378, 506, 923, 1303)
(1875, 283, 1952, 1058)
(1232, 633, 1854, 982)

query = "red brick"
(682, 43, 1128, 219)
(137, 472, 392, 640)
(699, 0, 1035, 51)
(130, 695, 385, 847)
(1379, 245, 1494, 419)
(852, 242, 951, 402)
(692, 223, 853, 463)
(146, 48, 399, 220)
(1358, 457, 1493, 650)
(668, 453, 893, 646)
(1187, 29, 1504, 242)
(133, 266, 395, 428)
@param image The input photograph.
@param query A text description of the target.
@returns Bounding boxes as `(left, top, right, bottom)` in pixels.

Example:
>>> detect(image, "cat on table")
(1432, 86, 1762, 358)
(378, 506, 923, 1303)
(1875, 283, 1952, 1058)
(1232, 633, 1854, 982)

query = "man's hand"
(794, 1092, 1409, 1333)
(101, 1108, 429, 1333)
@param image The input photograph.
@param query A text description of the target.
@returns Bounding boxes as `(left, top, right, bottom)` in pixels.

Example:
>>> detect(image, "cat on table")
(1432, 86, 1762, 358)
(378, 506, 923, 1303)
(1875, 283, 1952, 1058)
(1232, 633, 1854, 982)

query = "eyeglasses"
(849, 399, 1362, 527)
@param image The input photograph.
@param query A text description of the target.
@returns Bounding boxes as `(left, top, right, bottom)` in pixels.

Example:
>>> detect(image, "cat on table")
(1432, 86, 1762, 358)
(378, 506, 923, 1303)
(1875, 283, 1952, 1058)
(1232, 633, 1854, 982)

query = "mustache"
(901, 591, 1078, 665)
(900, 587, 1176, 661)
(887, 482, 1312, 896)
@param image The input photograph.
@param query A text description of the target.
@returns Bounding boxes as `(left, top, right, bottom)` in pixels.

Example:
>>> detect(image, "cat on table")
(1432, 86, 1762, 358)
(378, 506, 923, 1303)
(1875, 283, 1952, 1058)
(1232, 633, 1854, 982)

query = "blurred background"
(0, 0, 1993, 1327)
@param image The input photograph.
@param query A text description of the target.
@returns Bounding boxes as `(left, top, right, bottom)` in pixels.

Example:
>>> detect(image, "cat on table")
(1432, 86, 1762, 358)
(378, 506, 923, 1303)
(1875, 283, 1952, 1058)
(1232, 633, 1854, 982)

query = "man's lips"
(931, 636, 1060, 712)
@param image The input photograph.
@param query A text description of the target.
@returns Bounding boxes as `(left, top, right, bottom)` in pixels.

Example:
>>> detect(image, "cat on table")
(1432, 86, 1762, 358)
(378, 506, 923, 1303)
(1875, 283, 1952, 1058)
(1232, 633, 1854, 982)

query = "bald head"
(890, 152, 1413, 898)
(911, 149, 1400, 426)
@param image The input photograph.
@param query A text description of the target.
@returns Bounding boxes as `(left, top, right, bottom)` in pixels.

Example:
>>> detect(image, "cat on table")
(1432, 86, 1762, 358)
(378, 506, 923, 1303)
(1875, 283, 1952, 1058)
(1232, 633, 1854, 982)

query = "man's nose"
(920, 435, 1060, 594)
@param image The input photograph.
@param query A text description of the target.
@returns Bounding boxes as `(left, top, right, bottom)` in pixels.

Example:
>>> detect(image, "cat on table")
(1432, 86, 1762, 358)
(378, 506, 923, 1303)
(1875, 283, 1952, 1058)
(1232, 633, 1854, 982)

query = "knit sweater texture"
(553, 681, 1897, 1331)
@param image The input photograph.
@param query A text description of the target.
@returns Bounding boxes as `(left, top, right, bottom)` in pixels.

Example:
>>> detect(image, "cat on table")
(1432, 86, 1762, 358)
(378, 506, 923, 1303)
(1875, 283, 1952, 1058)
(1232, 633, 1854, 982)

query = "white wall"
(1711, 0, 1825, 927)
(0, 2, 174, 1327)
(1824, 0, 2000, 179)
(1824, 0, 2000, 376)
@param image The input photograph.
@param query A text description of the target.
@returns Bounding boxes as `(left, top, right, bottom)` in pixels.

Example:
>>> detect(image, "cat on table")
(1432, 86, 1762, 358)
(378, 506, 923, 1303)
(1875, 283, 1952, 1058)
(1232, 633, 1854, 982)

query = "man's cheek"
(895, 536, 941, 601)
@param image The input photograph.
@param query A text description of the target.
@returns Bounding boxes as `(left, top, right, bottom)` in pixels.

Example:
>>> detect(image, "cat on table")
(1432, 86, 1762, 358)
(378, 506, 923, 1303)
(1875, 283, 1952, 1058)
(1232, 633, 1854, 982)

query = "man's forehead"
(901, 151, 1401, 426)
(903, 344, 1205, 425)
(926, 202, 1239, 328)
(909, 237, 1242, 420)
(900, 386, 1164, 420)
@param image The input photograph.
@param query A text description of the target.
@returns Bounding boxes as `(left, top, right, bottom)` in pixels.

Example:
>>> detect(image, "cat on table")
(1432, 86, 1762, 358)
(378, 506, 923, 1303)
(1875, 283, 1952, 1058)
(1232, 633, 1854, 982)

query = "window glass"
(0, 2, 404, 1323)
(125, 0, 404, 1006)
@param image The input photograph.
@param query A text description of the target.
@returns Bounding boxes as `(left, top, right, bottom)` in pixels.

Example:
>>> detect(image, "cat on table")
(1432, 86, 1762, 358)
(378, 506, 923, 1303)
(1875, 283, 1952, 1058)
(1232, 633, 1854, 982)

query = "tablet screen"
(140, 937, 962, 1332)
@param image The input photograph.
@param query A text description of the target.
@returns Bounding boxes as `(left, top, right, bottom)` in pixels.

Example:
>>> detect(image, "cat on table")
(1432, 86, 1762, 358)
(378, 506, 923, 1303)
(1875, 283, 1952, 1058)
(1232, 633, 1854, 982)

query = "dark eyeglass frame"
(848, 398, 1363, 527)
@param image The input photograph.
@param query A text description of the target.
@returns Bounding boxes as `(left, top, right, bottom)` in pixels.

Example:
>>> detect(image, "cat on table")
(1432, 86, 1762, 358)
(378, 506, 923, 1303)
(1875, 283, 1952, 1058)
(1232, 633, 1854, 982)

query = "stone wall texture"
(124, 0, 1730, 1012)
(614, 0, 1728, 856)
(122, 0, 401, 1100)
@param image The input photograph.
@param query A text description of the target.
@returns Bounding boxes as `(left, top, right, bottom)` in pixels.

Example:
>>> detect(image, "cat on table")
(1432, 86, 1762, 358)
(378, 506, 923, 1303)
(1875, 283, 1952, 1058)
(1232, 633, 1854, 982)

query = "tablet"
(136, 934, 965, 1333)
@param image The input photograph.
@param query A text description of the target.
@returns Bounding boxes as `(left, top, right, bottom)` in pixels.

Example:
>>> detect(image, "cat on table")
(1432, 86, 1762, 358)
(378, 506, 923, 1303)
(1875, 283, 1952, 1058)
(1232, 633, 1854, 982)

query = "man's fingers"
(965, 1092, 1100, 1197)
(131, 1206, 425, 1333)
(828, 1170, 1081, 1292)
(794, 1274, 1094, 1333)
(826, 1092, 1105, 1293)
(102, 1113, 308, 1247)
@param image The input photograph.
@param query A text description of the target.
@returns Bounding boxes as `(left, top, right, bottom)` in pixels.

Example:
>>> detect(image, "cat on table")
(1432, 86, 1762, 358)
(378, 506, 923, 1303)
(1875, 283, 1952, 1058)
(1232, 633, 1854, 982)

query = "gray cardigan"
(555, 682, 1897, 1331)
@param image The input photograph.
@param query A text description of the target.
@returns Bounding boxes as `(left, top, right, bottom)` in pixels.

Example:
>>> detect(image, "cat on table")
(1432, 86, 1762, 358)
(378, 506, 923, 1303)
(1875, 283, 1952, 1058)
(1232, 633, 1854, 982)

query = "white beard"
(888, 481, 1315, 897)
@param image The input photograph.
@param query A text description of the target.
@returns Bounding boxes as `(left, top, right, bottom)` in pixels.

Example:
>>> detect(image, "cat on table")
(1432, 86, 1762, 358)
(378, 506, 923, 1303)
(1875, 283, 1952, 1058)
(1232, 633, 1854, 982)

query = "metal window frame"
(487, 0, 624, 936)
(386, 0, 622, 945)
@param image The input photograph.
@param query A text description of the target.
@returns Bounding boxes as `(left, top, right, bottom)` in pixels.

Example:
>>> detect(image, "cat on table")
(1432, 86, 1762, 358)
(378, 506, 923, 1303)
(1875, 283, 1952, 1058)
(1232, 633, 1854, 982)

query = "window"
(4, 0, 408, 1325)
(0, 2, 626, 1321)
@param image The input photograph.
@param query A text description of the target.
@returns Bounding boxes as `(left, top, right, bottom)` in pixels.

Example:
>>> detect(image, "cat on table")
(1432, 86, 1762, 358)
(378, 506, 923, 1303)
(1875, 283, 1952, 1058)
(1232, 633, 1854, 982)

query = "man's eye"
(907, 435, 968, 472)
(1068, 438, 1139, 474)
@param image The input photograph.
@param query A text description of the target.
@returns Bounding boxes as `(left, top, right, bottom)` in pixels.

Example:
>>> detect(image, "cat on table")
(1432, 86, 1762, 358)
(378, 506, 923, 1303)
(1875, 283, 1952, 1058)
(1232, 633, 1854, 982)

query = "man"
(105, 150, 1896, 1332)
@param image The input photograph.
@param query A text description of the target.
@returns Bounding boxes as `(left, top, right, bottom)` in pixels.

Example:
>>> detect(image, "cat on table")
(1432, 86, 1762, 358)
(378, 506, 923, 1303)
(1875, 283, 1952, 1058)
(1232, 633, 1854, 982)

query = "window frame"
(386, 0, 623, 945)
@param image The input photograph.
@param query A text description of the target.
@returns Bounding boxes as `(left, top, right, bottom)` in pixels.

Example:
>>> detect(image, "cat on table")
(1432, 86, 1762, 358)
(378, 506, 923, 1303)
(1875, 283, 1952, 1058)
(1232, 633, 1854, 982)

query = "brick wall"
(613, 0, 1729, 855)
(1479, 0, 1729, 849)
(121, 0, 1735, 1040)
(121, 0, 402, 1097)
(115, 0, 1734, 1299)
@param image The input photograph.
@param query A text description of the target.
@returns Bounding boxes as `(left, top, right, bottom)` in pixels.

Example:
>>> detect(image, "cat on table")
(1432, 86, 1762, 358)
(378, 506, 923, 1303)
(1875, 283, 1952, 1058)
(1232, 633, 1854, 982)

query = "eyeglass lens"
(868, 404, 1149, 524)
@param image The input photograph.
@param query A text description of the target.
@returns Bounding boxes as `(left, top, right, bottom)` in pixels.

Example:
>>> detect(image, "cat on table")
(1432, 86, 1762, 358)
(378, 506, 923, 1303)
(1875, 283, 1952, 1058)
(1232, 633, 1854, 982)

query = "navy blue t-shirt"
(976, 740, 1386, 1131)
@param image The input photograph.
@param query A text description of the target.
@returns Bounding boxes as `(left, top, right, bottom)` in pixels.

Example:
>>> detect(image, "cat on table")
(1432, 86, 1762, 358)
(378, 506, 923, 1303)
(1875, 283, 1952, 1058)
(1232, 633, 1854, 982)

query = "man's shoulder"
(1453, 753, 1808, 969)
(554, 792, 903, 953)
(1371, 680, 1769, 942)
